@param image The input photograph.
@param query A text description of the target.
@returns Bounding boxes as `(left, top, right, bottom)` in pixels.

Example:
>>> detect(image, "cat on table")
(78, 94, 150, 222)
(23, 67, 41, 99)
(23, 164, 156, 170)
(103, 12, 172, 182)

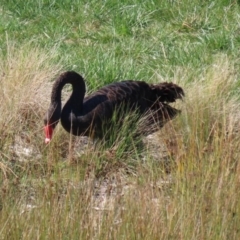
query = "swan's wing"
(83, 80, 151, 113)
(79, 80, 183, 137)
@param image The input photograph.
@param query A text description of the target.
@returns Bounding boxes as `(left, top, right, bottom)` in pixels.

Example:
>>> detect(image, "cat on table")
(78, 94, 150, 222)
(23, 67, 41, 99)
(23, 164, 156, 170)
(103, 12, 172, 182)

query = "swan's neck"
(63, 89, 85, 114)
(44, 71, 86, 142)
(51, 82, 63, 104)
(51, 71, 86, 109)
(58, 72, 86, 134)
(46, 71, 86, 127)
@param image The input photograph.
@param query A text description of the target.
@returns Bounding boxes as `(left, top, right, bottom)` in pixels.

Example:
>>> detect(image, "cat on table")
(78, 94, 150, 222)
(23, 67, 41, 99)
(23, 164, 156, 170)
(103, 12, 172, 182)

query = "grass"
(0, 0, 240, 239)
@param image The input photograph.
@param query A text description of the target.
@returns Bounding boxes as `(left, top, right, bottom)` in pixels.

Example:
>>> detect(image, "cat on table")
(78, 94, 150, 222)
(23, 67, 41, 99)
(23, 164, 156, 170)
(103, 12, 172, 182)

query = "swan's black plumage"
(44, 71, 184, 143)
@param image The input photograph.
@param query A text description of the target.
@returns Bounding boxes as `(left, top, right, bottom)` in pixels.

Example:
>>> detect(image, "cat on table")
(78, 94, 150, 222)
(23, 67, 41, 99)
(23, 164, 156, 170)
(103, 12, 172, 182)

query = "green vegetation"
(0, 0, 240, 239)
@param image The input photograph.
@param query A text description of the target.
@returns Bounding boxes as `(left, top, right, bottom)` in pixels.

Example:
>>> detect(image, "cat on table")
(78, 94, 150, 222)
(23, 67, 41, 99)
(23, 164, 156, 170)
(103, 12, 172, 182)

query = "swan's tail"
(150, 82, 184, 103)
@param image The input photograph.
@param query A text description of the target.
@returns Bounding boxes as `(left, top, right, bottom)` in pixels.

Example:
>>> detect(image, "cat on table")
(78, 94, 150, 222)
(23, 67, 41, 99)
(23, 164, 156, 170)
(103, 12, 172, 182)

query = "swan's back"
(85, 80, 183, 104)
(83, 80, 150, 112)
(81, 80, 184, 136)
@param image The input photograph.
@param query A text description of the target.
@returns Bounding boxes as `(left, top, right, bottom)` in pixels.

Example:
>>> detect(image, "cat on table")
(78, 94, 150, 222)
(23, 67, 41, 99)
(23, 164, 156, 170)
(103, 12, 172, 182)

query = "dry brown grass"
(0, 42, 64, 173)
(0, 46, 240, 239)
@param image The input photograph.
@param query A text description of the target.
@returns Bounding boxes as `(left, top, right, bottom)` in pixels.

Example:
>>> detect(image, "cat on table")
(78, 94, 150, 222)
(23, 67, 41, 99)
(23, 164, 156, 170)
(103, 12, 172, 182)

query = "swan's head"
(44, 104, 61, 144)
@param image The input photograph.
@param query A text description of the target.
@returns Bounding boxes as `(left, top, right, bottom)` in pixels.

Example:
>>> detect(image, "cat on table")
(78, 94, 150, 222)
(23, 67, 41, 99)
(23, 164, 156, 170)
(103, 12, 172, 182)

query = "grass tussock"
(0, 43, 63, 175)
(0, 43, 240, 239)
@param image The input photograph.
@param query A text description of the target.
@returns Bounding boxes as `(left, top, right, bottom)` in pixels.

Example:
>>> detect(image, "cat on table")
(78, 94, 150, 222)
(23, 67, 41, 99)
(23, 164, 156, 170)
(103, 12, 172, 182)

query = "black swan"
(44, 71, 184, 143)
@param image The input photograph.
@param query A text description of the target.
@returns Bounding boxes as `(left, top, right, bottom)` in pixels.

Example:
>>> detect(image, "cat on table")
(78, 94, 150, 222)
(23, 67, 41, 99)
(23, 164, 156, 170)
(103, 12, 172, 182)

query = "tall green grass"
(0, 0, 240, 239)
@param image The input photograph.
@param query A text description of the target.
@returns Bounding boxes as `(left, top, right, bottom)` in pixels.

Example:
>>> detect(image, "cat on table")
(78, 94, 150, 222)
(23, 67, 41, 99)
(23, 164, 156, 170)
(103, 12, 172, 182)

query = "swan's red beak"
(44, 125, 53, 144)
